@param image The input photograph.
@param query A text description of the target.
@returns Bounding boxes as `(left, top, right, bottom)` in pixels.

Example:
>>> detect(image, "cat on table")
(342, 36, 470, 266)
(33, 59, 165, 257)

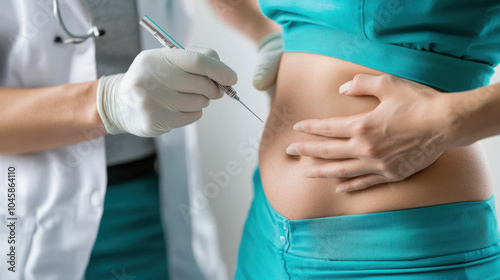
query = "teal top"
(259, 0, 500, 92)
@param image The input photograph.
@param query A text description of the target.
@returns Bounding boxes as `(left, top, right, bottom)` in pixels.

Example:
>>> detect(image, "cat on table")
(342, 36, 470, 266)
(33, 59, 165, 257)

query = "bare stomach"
(259, 52, 493, 220)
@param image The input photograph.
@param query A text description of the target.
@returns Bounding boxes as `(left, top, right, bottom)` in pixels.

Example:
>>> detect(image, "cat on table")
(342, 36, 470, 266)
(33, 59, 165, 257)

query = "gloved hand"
(252, 32, 283, 96)
(96, 47, 237, 137)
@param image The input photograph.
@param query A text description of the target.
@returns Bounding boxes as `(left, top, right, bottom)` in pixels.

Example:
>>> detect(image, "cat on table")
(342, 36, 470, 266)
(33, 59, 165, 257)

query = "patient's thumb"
(339, 74, 380, 97)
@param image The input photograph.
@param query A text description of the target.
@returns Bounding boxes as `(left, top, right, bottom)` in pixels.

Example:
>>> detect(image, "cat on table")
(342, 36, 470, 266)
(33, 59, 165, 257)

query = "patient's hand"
(286, 74, 457, 193)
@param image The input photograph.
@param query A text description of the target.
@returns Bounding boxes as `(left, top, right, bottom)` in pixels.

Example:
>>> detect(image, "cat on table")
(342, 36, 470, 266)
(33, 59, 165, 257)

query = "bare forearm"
(448, 82, 500, 148)
(0, 81, 107, 154)
(208, 0, 280, 42)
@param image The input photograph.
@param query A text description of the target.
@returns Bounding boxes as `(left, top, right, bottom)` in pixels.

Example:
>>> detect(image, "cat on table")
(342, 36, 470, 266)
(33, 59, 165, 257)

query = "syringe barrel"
(214, 82, 239, 101)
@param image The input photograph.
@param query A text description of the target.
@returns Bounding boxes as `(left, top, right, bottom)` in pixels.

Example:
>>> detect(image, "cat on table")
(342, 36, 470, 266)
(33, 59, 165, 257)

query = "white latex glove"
(252, 32, 283, 95)
(97, 47, 237, 137)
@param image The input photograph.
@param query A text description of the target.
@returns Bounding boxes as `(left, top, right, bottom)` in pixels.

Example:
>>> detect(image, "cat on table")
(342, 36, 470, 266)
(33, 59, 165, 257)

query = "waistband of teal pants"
(252, 168, 500, 263)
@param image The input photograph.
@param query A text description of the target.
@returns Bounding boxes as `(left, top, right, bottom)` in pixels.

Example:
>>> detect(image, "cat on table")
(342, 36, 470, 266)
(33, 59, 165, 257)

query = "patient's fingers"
(286, 139, 352, 159)
(304, 159, 380, 178)
(335, 174, 390, 193)
(293, 114, 364, 138)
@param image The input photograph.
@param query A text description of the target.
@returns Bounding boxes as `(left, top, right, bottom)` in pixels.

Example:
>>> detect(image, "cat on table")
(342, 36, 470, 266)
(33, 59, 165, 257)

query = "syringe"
(139, 15, 263, 123)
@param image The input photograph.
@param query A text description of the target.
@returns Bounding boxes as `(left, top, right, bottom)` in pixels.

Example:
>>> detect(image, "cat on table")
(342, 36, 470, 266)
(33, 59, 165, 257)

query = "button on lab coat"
(0, 1, 226, 279)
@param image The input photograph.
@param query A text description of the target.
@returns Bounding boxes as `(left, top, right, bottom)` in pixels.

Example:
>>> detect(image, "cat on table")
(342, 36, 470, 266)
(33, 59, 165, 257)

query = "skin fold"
(259, 52, 494, 220)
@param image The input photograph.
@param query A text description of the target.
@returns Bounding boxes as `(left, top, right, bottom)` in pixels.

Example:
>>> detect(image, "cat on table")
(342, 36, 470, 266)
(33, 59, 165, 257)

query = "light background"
(189, 1, 500, 277)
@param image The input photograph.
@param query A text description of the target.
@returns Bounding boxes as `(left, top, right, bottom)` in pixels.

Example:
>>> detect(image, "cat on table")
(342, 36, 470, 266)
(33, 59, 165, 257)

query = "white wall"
(190, 1, 267, 277)
(189, 1, 500, 277)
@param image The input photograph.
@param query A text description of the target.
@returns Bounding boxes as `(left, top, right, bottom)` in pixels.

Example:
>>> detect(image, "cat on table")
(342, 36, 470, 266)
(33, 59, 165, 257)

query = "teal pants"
(235, 168, 500, 279)
(85, 173, 169, 280)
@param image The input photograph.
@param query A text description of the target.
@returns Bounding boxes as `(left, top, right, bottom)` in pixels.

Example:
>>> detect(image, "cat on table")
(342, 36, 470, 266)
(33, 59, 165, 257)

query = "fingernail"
(305, 170, 316, 178)
(336, 186, 346, 193)
(339, 81, 352, 94)
(293, 123, 305, 131)
(286, 147, 299, 156)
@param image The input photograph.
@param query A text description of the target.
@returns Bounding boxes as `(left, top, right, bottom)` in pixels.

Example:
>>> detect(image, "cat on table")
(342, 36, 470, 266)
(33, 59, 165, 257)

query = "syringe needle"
(238, 100, 263, 123)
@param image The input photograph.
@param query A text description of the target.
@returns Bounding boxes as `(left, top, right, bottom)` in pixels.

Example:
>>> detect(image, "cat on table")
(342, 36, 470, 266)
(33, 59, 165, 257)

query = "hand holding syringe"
(140, 15, 263, 123)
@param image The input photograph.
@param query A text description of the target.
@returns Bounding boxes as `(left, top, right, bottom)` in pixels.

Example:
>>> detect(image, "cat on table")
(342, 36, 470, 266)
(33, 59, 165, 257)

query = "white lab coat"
(0, 1, 226, 279)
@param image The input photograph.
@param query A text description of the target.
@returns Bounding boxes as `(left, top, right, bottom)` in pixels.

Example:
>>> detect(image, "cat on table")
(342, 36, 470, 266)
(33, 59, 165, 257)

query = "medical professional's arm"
(207, 0, 283, 91)
(287, 74, 500, 192)
(0, 81, 105, 154)
(1, 47, 237, 154)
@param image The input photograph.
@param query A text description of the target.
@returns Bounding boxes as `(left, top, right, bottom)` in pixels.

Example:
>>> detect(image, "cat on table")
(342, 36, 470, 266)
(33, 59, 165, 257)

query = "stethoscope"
(53, 0, 105, 44)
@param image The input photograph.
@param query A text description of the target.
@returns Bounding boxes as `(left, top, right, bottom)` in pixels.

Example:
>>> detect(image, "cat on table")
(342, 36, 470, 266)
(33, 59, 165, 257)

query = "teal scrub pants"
(85, 173, 169, 280)
(235, 168, 500, 279)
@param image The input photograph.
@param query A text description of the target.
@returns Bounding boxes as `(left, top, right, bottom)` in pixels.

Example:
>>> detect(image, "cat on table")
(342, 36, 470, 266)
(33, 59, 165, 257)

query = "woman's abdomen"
(259, 52, 493, 220)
